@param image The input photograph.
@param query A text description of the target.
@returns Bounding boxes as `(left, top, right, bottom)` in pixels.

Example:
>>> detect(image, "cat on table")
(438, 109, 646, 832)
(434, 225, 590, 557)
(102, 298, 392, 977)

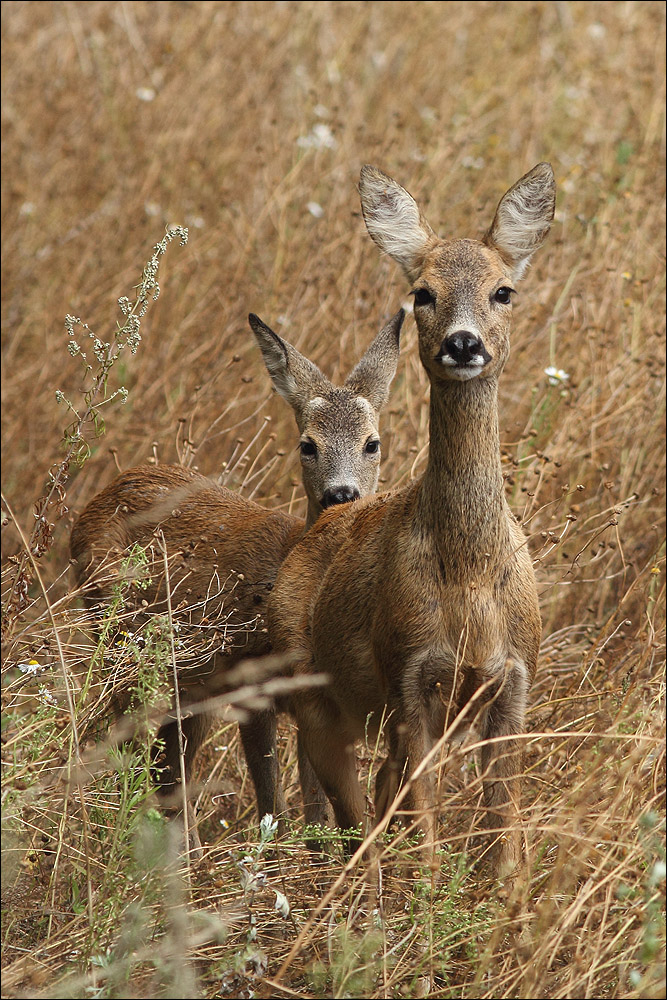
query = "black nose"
(321, 486, 361, 509)
(442, 332, 488, 365)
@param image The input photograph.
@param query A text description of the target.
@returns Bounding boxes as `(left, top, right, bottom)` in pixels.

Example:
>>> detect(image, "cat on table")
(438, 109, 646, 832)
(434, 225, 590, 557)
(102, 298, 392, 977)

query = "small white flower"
(296, 123, 336, 151)
(649, 860, 666, 887)
(19, 202, 35, 217)
(326, 60, 341, 84)
(18, 659, 41, 675)
(274, 889, 290, 919)
(545, 366, 570, 386)
(259, 813, 278, 841)
(306, 201, 324, 219)
(136, 87, 156, 102)
(587, 23, 606, 41)
(38, 685, 57, 707)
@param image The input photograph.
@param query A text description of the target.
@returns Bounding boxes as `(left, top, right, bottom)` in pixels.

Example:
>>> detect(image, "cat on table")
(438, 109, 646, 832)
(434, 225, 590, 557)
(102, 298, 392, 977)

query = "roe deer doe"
(70, 308, 404, 852)
(267, 163, 555, 876)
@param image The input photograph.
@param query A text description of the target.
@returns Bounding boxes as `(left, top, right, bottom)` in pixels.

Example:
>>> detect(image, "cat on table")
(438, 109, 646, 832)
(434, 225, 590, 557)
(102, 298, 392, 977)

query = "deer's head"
(249, 309, 404, 521)
(359, 163, 555, 385)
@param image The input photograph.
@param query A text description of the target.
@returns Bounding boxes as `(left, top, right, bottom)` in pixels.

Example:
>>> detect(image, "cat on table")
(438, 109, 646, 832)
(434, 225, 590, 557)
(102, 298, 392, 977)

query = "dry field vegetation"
(1, 2, 665, 998)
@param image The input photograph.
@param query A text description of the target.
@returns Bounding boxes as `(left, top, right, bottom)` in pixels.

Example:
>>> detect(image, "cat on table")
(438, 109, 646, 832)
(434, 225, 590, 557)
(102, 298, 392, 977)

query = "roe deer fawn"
(267, 163, 555, 876)
(70, 308, 404, 852)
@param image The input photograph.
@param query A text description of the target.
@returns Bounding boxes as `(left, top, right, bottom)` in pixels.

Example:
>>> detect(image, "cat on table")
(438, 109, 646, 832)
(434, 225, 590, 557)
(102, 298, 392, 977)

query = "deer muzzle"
(435, 331, 491, 379)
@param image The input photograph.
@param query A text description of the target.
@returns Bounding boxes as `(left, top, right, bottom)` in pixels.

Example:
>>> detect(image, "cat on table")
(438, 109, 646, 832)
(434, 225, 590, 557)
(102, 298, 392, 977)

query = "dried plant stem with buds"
(3, 227, 188, 639)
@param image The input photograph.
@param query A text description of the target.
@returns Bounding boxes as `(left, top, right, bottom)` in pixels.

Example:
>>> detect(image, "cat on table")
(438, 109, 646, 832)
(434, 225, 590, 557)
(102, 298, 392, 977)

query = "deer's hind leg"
(479, 657, 529, 877)
(375, 653, 462, 869)
(239, 707, 286, 823)
(240, 705, 332, 837)
(152, 707, 214, 858)
(297, 731, 334, 833)
(294, 691, 367, 856)
(375, 710, 440, 872)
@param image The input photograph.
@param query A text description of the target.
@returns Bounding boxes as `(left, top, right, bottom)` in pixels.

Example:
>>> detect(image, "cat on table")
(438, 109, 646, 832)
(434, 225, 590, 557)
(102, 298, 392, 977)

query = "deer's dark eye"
(364, 439, 380, 455)
(493, 286, 514, 305)
(413, 287, 436, 308)
(300, 440, 317, 458)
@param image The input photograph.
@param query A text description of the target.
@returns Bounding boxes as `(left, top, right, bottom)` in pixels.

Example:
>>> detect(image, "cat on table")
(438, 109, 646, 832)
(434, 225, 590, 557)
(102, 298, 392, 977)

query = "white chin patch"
(437, 357, 486, 381)
(447, 366, 485, 381)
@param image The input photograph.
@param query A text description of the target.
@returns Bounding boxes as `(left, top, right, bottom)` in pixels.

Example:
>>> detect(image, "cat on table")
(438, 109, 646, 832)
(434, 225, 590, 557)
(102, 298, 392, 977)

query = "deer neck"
(417, 376, 509, 580)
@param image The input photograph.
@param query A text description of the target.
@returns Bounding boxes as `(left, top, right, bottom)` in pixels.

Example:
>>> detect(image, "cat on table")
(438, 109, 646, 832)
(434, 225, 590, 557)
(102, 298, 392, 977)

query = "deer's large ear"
(484, 162, 556, 280)
(248, 314, 330, 422)
(344, 309, 404, 413)
(359, 166, 438, 283)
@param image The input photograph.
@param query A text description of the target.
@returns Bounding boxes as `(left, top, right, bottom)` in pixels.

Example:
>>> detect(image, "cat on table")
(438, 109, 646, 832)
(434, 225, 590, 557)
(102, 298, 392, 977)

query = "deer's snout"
(321, 486, 361, 509)
(439, 331, 491, 367)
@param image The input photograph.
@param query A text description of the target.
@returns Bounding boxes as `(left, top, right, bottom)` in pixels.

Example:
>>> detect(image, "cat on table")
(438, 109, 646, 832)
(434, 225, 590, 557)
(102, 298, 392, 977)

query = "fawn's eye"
(364, 439, 380, 455)
(412, 287, 436, 308)
(493, 286, 514, 305)
(300, 440, 317, 458)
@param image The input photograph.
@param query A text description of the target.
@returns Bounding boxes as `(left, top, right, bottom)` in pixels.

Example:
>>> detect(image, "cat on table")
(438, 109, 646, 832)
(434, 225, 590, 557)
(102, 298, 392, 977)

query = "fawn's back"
(70, 464, 304, 668)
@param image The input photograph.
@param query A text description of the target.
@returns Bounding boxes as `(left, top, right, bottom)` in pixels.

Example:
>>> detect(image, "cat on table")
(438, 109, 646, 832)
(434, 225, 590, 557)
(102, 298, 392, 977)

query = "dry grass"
(1, 2, 665, 997)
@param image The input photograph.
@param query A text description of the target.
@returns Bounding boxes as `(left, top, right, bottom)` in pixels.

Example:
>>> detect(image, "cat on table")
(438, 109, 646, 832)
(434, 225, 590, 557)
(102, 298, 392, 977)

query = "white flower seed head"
(545, 366, 570, 385)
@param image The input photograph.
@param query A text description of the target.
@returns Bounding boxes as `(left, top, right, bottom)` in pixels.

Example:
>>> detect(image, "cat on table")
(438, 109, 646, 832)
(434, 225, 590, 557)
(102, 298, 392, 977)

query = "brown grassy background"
(1, 2, 665, 998)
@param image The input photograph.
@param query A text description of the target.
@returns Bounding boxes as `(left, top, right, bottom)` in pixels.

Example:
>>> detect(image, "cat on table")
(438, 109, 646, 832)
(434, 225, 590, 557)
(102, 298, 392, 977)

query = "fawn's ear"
(359, 166, 438, 283)
(344, 309, 404, 413)
(248, 314, 330, 422)
(484, 162, 556, 280)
